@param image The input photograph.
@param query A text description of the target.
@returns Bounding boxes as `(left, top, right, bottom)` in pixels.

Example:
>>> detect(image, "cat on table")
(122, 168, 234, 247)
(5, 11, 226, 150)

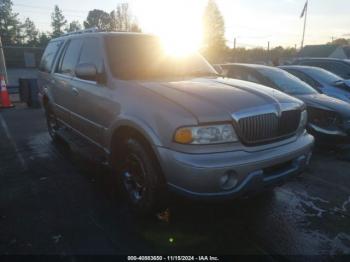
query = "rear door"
(38, 40, 63, 103)
(52, 38, 83, 127)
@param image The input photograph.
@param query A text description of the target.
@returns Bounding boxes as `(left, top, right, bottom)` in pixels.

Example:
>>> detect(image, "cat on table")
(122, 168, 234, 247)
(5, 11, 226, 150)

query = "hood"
(137, 77, 304, 123)
(295, 93, 350, 117)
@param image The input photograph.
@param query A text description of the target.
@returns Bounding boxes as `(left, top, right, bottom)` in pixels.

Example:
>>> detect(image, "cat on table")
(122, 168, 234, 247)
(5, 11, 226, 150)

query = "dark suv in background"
(292, 58, 350, 80)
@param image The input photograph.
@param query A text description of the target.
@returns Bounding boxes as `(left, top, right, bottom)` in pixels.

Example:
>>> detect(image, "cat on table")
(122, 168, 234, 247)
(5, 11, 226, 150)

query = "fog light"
(220, 170, 239, 190)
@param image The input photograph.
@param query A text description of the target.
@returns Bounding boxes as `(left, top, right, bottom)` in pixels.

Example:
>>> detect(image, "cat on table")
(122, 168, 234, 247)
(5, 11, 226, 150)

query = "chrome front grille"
(238, 110, 301, 144)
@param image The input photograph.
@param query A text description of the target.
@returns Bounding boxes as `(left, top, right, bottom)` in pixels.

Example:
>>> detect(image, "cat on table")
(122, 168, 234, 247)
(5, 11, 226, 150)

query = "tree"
(23, 18, 39, 46)
(38, 32, 51, 47)
(84, 9, 111, 31)
(130, 22, 142, 33)
(109, 3, 142, 32)
(51, 5, 67, 38)
(66, 20, 82, 33)
(328, 38, 349, 46)
(202, 0, 226, 62)
(0, 0, 22, 45)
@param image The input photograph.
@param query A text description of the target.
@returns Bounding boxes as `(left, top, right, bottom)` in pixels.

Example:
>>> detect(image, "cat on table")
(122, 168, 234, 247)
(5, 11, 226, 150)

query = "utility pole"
(300, 0, 309, 49)
(233, 37, 236, 49)
(0, 37, 8, 84)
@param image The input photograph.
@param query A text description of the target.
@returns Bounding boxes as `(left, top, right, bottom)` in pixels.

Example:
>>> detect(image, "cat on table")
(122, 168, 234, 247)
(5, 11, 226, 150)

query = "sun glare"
(133, 0, 203, 57)
(160, 31, 201, 57)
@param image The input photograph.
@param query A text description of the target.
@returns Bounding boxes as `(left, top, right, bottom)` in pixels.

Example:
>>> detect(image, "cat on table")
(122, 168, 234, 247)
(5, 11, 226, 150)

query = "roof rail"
(61, 27, 101, 37)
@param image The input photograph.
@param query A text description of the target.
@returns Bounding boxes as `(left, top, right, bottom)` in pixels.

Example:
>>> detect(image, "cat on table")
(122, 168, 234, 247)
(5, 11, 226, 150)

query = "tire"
(118, 137, 167, 216)
(45, 104, 60, 141)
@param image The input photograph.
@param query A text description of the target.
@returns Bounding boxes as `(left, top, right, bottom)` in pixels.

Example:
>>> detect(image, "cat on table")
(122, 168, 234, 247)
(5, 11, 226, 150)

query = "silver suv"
(38, 31, 314, 214)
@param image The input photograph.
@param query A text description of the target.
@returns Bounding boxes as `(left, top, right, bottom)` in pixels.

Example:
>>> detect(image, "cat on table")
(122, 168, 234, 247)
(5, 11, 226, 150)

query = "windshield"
(305, 67, 343, 84)
(258, 68, 318, 95)
(105, 35, 217, 80)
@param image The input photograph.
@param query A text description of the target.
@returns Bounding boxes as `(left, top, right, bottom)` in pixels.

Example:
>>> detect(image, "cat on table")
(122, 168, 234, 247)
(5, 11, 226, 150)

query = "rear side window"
(327, 62, 350, 79)
(78, 38, 104, 74)
(301, 61, 350, 78)
(226, 67, 244, 79)
(39, 41, 63, 73)
(56, 39, 83, 76)
(286, 69, 321, 88)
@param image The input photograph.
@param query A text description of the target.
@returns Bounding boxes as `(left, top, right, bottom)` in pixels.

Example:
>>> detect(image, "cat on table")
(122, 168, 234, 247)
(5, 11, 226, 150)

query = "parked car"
(38, 31, 314, 215)
(220, 63, 350, 145)
(212, 64, 223, 74)
(280, 65, 350, 103)
(292, 58, 350, 80)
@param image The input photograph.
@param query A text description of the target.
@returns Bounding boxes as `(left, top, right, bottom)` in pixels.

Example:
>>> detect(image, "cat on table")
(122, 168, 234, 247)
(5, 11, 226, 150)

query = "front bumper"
(157, 133, 314, 200)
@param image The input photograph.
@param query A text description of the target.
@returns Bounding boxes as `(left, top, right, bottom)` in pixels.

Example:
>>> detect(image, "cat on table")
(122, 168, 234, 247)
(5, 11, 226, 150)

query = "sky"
(12, 0, 350, 49)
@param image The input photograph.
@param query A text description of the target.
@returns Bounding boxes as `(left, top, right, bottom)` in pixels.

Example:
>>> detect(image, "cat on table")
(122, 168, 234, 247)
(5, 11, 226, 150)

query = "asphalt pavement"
(0, 104, 350, 257)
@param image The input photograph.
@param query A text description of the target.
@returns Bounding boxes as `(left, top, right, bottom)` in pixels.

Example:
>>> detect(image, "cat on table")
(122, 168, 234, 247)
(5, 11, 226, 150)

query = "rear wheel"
(118, 138, 167, 216)
(45, 105, 60, 141)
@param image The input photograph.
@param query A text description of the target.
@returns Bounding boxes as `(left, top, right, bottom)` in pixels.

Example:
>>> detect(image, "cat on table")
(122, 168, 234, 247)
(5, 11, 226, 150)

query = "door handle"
(72, 88, 79, 96)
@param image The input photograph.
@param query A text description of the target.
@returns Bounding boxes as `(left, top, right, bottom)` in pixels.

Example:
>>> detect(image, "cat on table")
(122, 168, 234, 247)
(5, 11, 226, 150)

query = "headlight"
(298, 110, 308, 132)
(174, 124, 238, 144)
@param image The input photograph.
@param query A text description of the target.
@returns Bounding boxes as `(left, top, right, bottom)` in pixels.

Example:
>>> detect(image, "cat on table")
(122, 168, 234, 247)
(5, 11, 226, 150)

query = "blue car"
(280, 65, 350, 103)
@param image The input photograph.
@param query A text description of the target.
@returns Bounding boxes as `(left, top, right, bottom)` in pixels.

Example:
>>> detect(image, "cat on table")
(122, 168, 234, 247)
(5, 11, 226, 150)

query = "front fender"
(106, 115, 163, 153)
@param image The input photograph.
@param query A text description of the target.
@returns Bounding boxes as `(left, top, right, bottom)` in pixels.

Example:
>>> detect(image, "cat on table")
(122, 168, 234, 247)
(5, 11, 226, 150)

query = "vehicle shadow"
(52, 138, 282, 254)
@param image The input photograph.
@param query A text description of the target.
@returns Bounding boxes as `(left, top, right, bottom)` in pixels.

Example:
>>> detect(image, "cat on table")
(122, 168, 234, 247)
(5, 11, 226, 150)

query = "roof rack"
(61, 27, 101, 37)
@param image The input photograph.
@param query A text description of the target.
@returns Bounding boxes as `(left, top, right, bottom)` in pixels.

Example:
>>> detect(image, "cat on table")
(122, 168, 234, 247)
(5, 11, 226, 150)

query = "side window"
(329, 62, 350, 79)
(39, 41, 63, 73)
(228, 68, 245, 80)
(78, 38, 104, 75)
(287, 69, 320, 88)
(246, 72, 260, 83)
(56, 39, 83, 76)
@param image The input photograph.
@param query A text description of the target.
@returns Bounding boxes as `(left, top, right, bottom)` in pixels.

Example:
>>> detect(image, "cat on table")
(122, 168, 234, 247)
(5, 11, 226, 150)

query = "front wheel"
(119, 138, 167, 216)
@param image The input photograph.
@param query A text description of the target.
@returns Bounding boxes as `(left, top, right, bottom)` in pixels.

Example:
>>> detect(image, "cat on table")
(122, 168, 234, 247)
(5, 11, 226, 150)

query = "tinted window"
(301, 61, 350, 79)
(328, 62, 350, 79)
(306, 67, 343, 84)
(228, 67, 260, 83)
(78, 38, 103, 74)
(225, 67, 245, 79)
(258, 68, 318, 95)
(285, 69, 321, 88)
(39, 41, 63, 73)
(57, 39, 83, 76)
(246, 72, 260, 83)
(105, 35, 216, 80)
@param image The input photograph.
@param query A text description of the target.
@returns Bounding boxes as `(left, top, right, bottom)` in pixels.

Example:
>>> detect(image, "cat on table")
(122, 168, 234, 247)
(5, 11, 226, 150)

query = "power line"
(16, 10, 86, 19)
(13, 3, 90, 14)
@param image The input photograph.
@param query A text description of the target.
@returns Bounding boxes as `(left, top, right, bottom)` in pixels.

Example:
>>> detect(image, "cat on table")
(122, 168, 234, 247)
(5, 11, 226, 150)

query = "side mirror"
(75, 63, 97, 81)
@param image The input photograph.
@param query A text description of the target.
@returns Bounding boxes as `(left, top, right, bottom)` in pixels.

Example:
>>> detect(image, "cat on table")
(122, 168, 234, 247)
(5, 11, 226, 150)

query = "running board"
(56, 127, 109, 166)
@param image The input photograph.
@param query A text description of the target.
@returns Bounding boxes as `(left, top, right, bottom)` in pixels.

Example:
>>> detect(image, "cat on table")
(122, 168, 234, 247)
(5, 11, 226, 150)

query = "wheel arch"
(108, 120, 163, 172)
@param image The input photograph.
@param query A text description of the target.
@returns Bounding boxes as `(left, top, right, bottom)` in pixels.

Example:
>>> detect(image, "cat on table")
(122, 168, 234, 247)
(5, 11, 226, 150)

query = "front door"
(69, 37, 118, 147)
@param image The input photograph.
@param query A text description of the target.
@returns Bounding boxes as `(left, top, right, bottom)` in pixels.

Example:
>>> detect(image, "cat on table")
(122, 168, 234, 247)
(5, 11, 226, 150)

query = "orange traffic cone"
(0, 75, 14, 108)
